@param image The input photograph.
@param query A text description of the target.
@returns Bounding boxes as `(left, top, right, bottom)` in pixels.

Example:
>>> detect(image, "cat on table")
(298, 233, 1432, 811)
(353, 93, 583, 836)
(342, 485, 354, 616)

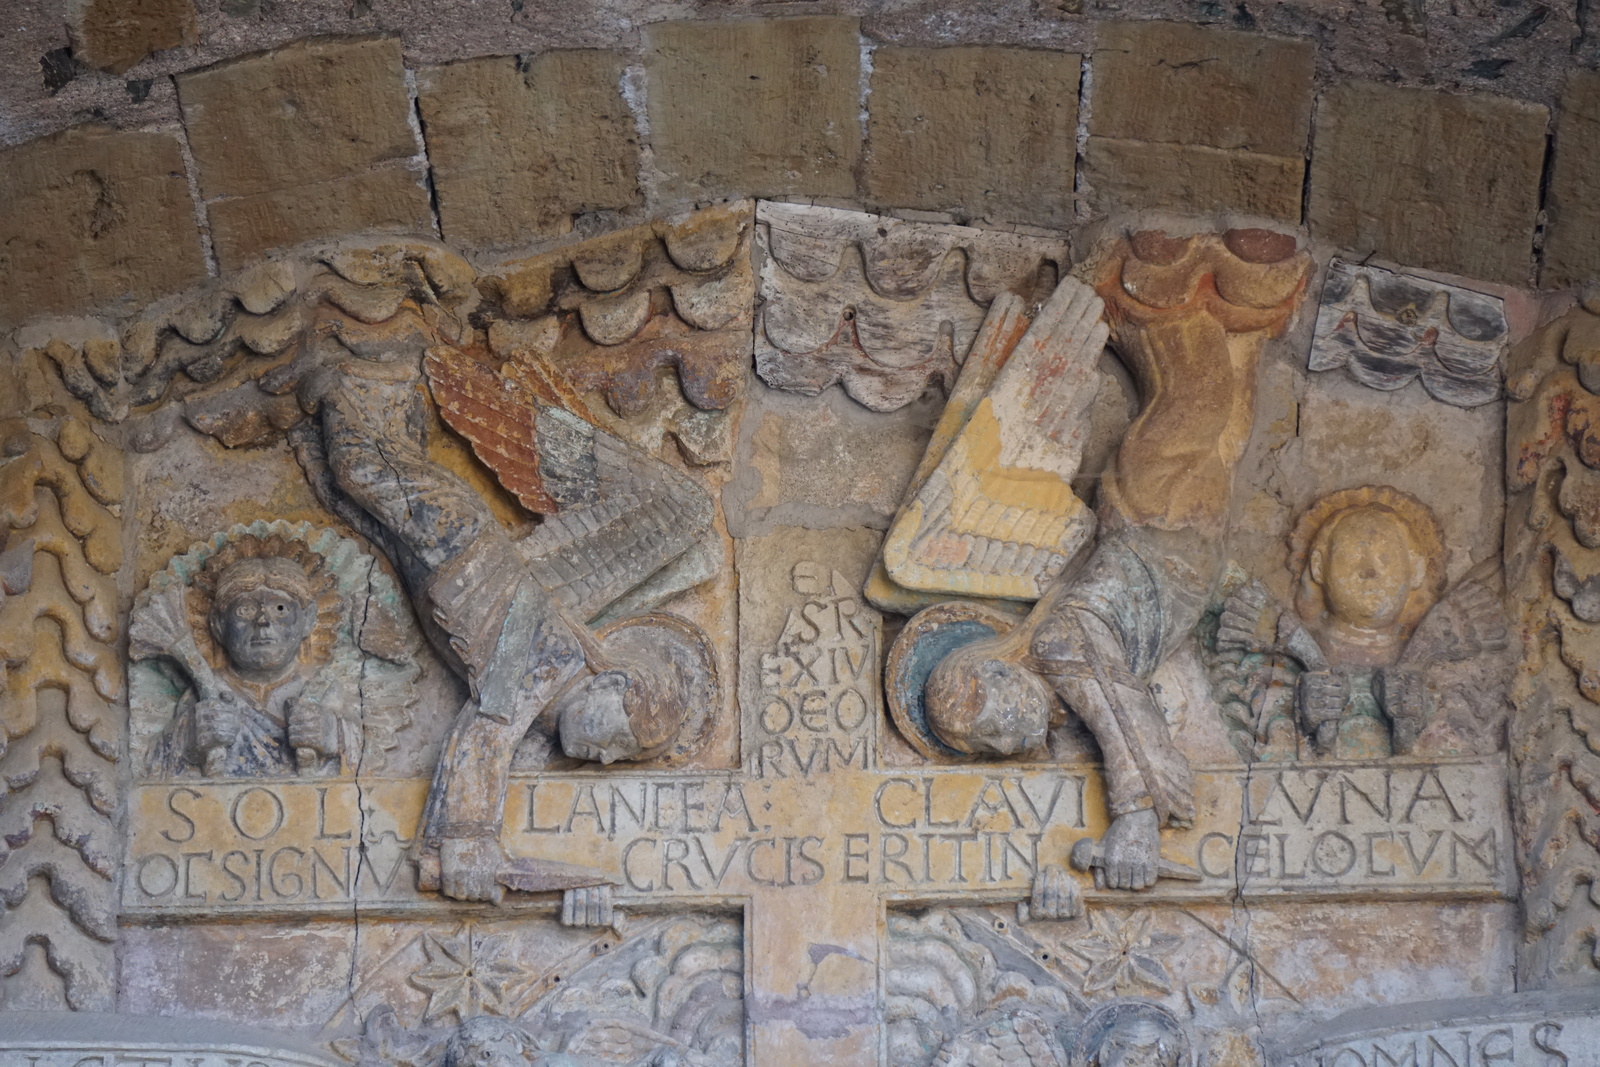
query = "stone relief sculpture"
(0, 413, 124, 1010)
(1209, 486, 1508, 761)
(129, 521, 422, 778)
(887, 229, 1312, 895)
(884, 907, 1206, 1067)
(754, 202, 1069, 412)
(1505, 293, 1600, 986)
(0, 189, 1580, 1066)
(1309, 258, 1509, 408)
(332, 913, 743, 1067)
(279, 274, 718, 910)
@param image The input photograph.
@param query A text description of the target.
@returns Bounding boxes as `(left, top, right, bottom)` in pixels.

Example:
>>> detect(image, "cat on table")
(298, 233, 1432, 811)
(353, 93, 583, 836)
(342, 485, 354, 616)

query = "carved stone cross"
(123, 524, 1513, 1063)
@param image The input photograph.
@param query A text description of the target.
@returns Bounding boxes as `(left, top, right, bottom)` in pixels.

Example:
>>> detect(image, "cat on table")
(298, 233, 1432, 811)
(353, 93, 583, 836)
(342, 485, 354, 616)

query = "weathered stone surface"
(754, 201, 1068, 411)
(1541, 71, 1600, 289)
(645, 17, 861, 201)
(1268, 989, 1600, 1066)
(1083, 22, 1311, 219)
(0, 126, 206, 325)
(883, 284, 1105, 602)
(176, 35, 417, 200)
(1, 1012, 338, 1066)
(726, 380, 938, 537)
(1080, 137, 1304, 219)
(68, 0, 198, 74)
(417, 51, 640, 249)
(204, 168, 433, 271)
(1092, 21, 1314, 154)
(1307, 82, 1548, 285)
(0, 415, 125, 1010)
(0, 196, 1571, 1062)
(864, 46, 1078, 227)
(1504, 300, 1600, 987)
(1310, 258, 1508, 407)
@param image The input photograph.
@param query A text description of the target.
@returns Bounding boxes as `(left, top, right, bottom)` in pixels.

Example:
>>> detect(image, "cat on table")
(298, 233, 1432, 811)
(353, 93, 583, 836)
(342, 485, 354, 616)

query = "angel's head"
(1290, 487, 1446, 644)
(209, 557, 318, 677)
(555, 649, 686, 765)
(1076, 1002, 1191, 1067)
(443, 1016, 536, 1067)
(924, 632, 1052, 757)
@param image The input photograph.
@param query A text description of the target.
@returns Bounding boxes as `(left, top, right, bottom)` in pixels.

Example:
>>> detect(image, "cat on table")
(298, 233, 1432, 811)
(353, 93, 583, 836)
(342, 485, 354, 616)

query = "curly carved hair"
(188, 533, 342, 675)
(1287, 485, 1447, 639)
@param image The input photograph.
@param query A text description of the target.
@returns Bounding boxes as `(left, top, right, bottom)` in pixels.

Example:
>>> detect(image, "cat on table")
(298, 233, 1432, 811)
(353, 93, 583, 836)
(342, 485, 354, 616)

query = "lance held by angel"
(886, 230, 1313, 899)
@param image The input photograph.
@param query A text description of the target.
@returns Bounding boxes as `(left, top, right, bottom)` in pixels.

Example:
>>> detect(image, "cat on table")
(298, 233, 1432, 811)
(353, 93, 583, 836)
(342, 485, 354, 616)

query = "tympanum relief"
(0, 204, 1584, 1064)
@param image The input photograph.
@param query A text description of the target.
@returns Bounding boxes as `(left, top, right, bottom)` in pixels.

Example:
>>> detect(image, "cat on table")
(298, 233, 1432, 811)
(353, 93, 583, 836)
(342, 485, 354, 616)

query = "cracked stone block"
(417, 51, 641, 250)
(1307, 81, 1547, 285)
(0, 125, 206, 326)
(865, 46, 1079, 228)
(178, 36, 428, 267)
(645, 17, 861, 201)
(1542, 71, 1600, 290)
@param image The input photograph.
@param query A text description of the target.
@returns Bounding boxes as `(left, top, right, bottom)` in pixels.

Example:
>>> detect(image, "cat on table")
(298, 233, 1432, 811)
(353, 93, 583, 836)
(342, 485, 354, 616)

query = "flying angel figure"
(285, 300, 719, 912)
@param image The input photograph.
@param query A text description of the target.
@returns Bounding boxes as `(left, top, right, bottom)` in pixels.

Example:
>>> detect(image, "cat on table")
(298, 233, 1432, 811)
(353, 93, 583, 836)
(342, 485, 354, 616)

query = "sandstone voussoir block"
(68, 0, 198, 75)
(205, 168, 434, 272)
(177, 36, 417, 202)
(1081, 137, 1303, 220)
(1542, 71, 1600, 290)
(1308, 82, 1547, 286)
(645, 17, 861, 202)
(1090, 20, 1315, 156)
(418, 51, 641, 250)
(865, 46, 1079, 228)
(0, 125, 206, 326)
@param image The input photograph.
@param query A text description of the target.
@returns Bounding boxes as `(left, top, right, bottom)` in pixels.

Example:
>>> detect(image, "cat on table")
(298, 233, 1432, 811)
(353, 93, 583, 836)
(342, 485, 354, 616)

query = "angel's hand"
(1297, 670, 1348, 730)
(1216, 582, 1273, 654)
(561, 884, 615, 928)
(1375, 668, 1429, 754)
(194, 691, 241, 766)
(1021, 863, 1082, 922)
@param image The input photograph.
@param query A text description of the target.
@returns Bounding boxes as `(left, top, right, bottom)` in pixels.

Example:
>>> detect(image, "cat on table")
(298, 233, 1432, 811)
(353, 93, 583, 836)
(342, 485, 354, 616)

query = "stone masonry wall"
(0, 0, 1596, 330)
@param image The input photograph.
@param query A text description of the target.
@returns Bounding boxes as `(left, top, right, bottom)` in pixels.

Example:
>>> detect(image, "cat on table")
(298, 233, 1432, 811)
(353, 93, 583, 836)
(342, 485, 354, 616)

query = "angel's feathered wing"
(881, 279, 1106, 601)
(1399, 571, 1510, 669)
(424, 348, 714, 623)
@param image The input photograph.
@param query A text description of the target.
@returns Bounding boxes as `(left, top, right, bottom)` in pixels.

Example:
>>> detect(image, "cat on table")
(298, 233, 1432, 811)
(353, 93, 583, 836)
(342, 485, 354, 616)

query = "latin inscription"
(1282, 1018, 1596, 1066)
(125, 757, 1512, 916)
(749, 560, 879, 778)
